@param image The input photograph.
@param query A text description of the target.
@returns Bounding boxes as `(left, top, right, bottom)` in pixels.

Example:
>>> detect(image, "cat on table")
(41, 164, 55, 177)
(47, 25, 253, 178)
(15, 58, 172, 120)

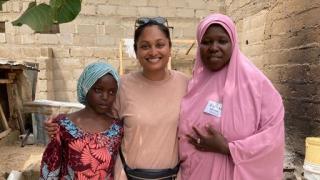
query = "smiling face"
(85, 74, 118, 114)
(135, 25, 171, 74)
(200, 24, 233, 72)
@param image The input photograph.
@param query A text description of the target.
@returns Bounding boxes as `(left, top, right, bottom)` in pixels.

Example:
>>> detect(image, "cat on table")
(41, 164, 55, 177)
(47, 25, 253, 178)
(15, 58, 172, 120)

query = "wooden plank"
(0, 128, 11, 139)
(6, 73, 15, 130)
(185, 42, 195, 55)
(6, 83, 16, 130)
(172, 39, 195, 44)
(8, 72, 16, 80)
(13, 83, 25, 134)
(0, 104, 9, 130)
(0, 64, 25, 69)
(16, 108, 25, 134)
(119, 40, 123, 75)
(0, 79, 13, 84)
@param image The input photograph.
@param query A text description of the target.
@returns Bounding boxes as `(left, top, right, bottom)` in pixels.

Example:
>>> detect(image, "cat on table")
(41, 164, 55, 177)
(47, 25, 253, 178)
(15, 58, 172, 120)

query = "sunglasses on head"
(135, 17, 172, 29)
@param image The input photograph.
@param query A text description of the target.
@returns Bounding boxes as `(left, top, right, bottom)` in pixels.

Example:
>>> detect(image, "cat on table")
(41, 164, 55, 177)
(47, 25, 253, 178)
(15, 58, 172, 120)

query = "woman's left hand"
(186, 124, 230, 155)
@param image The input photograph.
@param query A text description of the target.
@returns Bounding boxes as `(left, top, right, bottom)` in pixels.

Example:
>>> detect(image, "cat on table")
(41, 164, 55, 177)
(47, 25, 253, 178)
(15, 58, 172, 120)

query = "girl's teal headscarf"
(77, 61, 120, 104)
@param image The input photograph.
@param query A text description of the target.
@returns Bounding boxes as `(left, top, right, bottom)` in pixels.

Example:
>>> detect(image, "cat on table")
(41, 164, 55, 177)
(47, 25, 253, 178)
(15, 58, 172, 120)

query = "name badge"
(204, 100, 222, 117)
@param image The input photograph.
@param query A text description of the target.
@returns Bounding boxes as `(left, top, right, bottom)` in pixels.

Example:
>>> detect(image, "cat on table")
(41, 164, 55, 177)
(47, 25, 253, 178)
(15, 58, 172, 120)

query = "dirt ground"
(0, 131, 307, 180)
(0, 131, 45, 180)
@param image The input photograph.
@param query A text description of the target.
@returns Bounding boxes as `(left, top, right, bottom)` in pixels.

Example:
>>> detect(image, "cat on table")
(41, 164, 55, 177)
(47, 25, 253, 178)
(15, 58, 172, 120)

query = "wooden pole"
(6, 73, 16, 130)
(6, 72, 25, 134)
(0, 79, 13, 84)
(172, 39, 195, 44)
(0, 128, 11, 139)
(168, 57, 172, 70)
(14, 85, 25, 134)
(185, 42, 195, 55)
(0, 104, 9, 130)
(119, 40, 124, 75)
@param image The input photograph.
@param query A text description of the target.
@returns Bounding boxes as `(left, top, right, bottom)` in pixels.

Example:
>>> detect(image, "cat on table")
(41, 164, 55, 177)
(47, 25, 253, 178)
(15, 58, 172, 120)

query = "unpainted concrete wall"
(226, 0, 320, 174)
(0, 0, 224, 100)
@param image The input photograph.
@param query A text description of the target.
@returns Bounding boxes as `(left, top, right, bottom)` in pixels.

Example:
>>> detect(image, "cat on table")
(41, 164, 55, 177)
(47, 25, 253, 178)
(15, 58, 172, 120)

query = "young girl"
(40, 61, 123, 180)
(44, 18, 189, 179)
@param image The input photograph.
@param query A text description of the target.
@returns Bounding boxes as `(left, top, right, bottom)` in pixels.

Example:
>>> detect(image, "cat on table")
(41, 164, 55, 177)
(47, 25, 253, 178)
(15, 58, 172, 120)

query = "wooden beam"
(6, 83, 16, 129)
(168, 57, 172, 70)
(119, 40, 124, 75)
(0, 79, 13, 84)
(185, 42, 195, 55)
(16, 108, 25, 134)
(172, 39, 195, 44)
(8, 73, 16, 80)
(13, 84, 25, 134)
(0, 128, 11, 139)
(0, 104, 9, 130)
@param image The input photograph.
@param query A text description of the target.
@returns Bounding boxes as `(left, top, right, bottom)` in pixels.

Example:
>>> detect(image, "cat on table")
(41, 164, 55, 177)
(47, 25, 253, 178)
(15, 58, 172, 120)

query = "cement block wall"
(0, 0, 224, 101)
(226, 0, 320, 175)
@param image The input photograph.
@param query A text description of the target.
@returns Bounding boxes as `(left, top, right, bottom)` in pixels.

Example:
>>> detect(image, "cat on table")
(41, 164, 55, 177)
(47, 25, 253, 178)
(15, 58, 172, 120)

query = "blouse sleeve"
(40, 123, 63, 179)
(228, 80, 285, 180)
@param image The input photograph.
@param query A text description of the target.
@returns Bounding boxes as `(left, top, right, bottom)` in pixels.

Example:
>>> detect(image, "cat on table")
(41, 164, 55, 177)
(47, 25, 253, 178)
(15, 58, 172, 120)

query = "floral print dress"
(40, 115, 123, 180)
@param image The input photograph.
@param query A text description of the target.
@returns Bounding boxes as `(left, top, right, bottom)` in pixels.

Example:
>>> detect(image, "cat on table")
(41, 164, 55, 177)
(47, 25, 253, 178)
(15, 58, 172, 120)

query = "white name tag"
(204, 100, 222, 117)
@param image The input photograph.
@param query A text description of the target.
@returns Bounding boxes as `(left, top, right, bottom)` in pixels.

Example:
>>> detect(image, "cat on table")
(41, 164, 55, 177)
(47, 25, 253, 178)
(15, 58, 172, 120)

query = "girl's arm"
(40, 122, 63, 179)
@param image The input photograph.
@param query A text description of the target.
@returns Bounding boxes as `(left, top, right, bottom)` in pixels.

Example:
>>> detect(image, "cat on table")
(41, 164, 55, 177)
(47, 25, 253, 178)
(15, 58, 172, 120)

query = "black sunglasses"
(134, 17, 173, 29)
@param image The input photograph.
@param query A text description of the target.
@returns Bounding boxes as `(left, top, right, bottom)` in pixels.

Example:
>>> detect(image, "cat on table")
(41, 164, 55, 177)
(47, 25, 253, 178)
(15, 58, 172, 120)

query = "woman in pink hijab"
(178, 13, 285, 179)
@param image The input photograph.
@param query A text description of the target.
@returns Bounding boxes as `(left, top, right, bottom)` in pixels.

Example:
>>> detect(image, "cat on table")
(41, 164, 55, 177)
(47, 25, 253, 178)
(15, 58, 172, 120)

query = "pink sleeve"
(229, 80, 285, 180)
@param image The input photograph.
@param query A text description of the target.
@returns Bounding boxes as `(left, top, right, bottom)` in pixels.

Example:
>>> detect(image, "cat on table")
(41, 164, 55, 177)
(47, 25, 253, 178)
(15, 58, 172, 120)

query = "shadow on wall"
(51, 57, 72, 102)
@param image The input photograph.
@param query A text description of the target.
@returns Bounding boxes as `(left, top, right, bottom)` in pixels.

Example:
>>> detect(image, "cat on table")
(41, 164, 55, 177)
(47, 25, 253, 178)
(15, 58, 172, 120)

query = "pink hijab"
(179, 13, 285, 179)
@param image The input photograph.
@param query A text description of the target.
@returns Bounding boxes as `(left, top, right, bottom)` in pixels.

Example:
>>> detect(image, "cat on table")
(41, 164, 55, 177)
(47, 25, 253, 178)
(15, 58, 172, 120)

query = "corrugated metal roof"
(0, 59, 39, 71)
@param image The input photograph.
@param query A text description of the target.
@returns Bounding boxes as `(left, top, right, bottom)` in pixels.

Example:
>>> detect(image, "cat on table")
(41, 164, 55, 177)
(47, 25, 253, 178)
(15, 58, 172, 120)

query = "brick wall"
(226, 0, 320, 176)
